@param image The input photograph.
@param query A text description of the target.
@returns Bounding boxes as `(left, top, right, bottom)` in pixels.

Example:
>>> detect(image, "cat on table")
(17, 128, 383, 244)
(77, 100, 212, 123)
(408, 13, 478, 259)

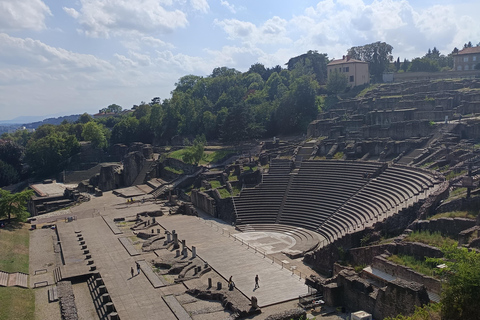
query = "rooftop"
(456, 46, 480, 55)
(328, 56, 368, 66)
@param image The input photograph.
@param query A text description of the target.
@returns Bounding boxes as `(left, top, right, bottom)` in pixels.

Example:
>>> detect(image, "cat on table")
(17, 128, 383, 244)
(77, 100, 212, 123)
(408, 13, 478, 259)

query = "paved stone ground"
(156, 214, 310, 307)
(31, 191, 339, 319)
(74, 215, 177, 320)
(29, 228, 62, 320)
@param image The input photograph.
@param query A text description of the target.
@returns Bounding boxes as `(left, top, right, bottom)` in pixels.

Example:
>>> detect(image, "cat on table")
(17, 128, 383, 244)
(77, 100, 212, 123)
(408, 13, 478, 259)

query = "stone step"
(0, 271, 9, 287)
(53, 267, 62, 283)
(8, 272, 28, 288)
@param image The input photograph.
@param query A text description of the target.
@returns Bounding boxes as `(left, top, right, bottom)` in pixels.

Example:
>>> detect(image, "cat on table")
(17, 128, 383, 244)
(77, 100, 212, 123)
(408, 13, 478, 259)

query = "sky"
(1, 0, 480, 121)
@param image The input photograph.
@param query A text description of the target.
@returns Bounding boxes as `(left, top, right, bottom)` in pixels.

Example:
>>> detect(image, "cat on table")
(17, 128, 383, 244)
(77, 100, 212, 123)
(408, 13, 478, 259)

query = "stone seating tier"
(234, 160, 438, 244)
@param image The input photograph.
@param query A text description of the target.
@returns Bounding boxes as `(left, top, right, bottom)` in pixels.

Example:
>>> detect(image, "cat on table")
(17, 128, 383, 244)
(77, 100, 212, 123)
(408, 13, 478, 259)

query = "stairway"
(53, 267, 63, 283)
(131, 159, 155, 186)
(275, 173, 297, 224)
(396, 148, 424, 165)
(0, 271, 8, 287)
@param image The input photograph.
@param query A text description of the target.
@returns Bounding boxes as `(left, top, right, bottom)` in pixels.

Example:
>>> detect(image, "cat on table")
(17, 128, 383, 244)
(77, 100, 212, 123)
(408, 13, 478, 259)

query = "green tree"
(25, 132, 80, 176)
(326, 70, 348, 94)
(428, 245, 480, 320)
(408, 58, 440, 72)
(82, 121, 108, 148)
(0, 188, 34, 221)
(286, 50, 329, 84)
(111, 117, 139, 144)
(99, 104, 122, 114)
(348, 41, 393, 81)
(78, 112, 93, 124)
(0, 140, 23, 172)
(182, 135, 205, 165)
(402, 58, 410, 72)
(0, 160, 20, 187)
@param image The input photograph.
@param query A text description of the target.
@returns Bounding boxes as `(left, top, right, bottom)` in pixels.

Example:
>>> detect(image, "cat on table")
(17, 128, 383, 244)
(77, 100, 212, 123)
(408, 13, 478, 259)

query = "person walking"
(136, 262, 141, 275)
(254, 275, 259, 289)
(130, 267, 134, 278)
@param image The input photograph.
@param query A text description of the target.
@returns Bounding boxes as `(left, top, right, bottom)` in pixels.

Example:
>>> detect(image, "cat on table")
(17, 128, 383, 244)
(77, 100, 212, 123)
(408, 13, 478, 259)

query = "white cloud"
(63, 7, 80, 19)
(214, 16, 291, 45)
(64, 0, 189, 38)
(0, 0, 51, 31)
(289, 0, 479, 59)
(190, 0, 209, 13)
(0, 33, 113, 74)
(220, 0, 236, 14)
(141, 36, 175, 49)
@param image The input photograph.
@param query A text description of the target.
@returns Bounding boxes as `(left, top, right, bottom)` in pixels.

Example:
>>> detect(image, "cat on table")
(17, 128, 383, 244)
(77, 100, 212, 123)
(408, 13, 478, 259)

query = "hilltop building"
(327, 55, 369, 87)
(453, 46, 480, 71)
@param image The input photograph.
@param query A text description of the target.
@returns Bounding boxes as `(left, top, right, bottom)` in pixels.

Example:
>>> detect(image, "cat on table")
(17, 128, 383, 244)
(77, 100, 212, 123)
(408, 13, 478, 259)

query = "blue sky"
(1, 0, 479, 120)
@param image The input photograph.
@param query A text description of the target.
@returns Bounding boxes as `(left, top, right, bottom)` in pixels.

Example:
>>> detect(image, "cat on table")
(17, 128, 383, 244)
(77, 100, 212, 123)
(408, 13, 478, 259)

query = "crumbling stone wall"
(123, 151, 145, 186)
(436, 195, 480, 214)
(373, 278, 430, 319)
(323, 269, 430, 319)
(411, 218, 477, 238)
(191, 190, 216, 217)
(372, 255, 441, 294)
(348, 241, 443, 268)
(96, 164, 122, 191)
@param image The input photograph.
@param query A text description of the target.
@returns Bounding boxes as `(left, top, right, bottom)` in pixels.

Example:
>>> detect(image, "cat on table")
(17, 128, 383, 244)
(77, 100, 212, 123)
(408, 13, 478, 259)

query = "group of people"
(227, 275, 260, 291)
(130, 262, 141, 278)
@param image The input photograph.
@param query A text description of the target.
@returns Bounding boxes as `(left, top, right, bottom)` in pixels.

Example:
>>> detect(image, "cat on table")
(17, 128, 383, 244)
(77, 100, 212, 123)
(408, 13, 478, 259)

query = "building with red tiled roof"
(327, 55, 369, 87)
(453, 46, 480, 71)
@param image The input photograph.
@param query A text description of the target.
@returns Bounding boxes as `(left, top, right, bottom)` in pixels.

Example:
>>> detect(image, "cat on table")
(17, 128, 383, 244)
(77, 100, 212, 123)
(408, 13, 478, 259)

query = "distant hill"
(0, 115, 47, 125)
(22, 115, 81, 129)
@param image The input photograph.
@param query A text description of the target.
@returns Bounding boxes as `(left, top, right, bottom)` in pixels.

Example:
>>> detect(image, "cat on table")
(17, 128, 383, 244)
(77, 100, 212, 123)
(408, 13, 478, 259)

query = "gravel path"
(72, 282, 99, 320)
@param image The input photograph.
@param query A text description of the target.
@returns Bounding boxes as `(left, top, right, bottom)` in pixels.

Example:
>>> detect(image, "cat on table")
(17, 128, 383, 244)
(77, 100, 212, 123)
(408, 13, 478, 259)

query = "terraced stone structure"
(233, 158, 441, 248)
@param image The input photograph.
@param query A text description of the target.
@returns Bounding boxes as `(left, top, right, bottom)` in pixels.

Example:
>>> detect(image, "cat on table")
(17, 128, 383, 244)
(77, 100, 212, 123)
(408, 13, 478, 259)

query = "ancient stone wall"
(123, 151, 145, 186)
(362, 121, 433, 140)
(164, 158, 198, 175)
(324, 269, 430, 319)
(97, 164, 122, 191)
(373, 278, 430, 319)
(372, 255, 441, 294)
(436, 195, 480, 214)
(190, 190, 216, 217)
(411, 218, 477, 238)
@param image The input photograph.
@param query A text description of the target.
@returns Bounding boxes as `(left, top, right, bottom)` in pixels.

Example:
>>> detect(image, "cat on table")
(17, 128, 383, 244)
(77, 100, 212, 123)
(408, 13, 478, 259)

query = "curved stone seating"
(236, 223, 322, 256)
(234, 160, 439, 245)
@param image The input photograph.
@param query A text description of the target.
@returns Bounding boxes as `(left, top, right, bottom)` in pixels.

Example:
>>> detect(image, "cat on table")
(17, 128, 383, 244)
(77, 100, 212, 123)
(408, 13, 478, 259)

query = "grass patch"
(387, 254, 437, 277)
(209, 180, 222, 189)
(0, 223, 29, 273)
(228, 174, 238, 181)
(333, 152, 344, 159)
(446, 187, 467, 201)
(244, 166, 258, 172)
(445, 170, 466, 180)
(405, 230, 457, 248)
(164, 166, 184, 175)
(231, 185, 241, 196)
(0, 222, 34, 320)
(203, 150, 234, 164)
(167, 149, 187, 160)
(217, 188, 232, 199)
(168, 148, 234, 165)
(0, 287, 35, 320)
(428, 210, 478, 220)
(355, 83, 380, 98)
